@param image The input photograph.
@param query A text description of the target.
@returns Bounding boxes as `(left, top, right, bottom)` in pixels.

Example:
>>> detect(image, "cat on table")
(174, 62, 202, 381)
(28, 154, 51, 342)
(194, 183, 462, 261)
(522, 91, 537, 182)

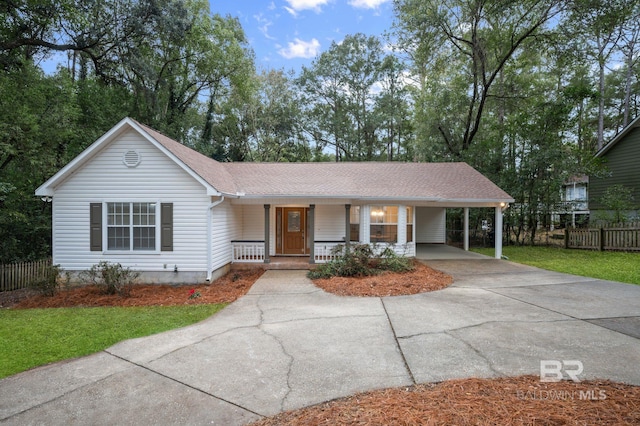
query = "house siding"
(590, 127, 640, 211)
(51, 129, 211, 275)
(315, 205, 346, 241)
(415, 207, 446, 243)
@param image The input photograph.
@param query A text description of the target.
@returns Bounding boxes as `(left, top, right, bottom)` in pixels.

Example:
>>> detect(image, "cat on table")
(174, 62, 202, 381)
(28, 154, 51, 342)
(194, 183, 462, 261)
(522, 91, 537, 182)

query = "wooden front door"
(283, 207, 307, 254)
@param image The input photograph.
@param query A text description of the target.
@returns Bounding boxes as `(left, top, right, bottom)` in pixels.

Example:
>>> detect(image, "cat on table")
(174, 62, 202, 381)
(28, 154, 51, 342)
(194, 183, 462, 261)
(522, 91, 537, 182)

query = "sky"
(209, 0, 396, 73)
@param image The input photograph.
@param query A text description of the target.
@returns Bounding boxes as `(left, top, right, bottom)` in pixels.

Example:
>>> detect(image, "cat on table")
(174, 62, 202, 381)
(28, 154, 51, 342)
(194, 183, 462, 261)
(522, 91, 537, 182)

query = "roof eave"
(595, 114, 640, 158)
(35, 117, 135, 196)
(235, 194, 514, 205)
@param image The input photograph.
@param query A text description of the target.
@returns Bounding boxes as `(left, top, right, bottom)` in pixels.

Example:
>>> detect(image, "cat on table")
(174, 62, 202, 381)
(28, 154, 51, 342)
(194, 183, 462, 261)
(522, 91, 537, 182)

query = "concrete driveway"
(2, 259, 640, 425)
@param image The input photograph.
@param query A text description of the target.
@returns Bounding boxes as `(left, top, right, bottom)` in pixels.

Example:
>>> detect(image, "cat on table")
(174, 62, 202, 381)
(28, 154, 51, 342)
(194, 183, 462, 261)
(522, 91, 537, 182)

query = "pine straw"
(10, 269, 264, 309)
(252, 375, 640, 426)
(311, 260, 453, 297)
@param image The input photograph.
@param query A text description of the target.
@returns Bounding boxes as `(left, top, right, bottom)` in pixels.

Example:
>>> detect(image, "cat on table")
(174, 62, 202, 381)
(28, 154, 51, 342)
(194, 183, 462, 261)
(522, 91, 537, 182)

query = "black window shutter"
(90, 203, 102, 251)
(161, 203, 173, 251)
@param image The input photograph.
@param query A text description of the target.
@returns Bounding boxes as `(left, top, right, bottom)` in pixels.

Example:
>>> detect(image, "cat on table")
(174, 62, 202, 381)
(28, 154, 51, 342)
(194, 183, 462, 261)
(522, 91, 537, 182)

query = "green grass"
(0, 304, 225, 379)
(473, 246, 640, 285)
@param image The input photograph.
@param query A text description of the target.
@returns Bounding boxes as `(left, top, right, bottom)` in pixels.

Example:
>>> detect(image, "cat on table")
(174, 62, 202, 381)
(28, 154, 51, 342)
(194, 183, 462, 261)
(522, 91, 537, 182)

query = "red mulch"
(311, 260, 453, 297)
(8, 269, 265, 309)
(252, 375, 640, 426)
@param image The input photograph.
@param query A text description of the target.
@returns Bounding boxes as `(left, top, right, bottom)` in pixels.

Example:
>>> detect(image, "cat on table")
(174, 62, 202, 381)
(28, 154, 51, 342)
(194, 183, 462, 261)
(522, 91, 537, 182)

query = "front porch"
(230, 243, 488, 270)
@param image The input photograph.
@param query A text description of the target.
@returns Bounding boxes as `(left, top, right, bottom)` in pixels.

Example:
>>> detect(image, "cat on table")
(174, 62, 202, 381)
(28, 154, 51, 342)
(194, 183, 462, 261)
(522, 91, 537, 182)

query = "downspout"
(206, 196, 225, 281)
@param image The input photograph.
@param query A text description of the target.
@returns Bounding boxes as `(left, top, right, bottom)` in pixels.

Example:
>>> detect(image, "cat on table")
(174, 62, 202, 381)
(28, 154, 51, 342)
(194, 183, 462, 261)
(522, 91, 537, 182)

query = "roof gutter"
(206, 196, 225, 281)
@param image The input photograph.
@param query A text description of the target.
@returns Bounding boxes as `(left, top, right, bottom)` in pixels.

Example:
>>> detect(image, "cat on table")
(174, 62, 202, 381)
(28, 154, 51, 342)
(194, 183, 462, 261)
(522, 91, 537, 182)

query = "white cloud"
(278, 38, 321, 59)
(348, 0, 390, 9)
(254, 13, 276, 40)
(284, 0, 331, 13)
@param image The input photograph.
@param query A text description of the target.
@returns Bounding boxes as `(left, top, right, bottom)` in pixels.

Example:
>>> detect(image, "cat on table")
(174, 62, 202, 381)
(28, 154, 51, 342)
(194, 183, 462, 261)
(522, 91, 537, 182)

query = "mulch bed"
(311, 260, 453, 297)
(6, 269, 265, 309)
(252, 375, 640, 425)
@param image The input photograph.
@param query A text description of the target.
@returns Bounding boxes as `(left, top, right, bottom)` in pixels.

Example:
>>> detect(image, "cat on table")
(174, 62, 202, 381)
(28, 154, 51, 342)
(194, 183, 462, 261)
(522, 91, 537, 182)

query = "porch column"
(344, 204, 351, 248)
(463, 207, 469, 251)
(264, 204, 270, 264)
(308, 204, 315, 264)
(494, 205, 503, 259)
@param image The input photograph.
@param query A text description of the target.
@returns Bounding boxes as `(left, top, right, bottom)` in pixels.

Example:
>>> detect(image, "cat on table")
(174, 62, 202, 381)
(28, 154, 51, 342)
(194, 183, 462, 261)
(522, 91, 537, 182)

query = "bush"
(308, 243, 414, 279)
(79, 261, 139, 297)
(30, 264, 63, 297)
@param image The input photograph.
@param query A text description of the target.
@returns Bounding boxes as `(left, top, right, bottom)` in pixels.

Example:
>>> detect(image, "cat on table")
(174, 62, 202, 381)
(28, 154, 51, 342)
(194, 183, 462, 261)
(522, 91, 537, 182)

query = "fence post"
(564, 228, 569, 249)
(599, 228, 605, 251)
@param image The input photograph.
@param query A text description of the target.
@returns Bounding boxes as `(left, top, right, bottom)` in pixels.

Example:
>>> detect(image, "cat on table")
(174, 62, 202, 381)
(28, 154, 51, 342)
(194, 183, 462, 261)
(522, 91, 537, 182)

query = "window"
(350, 206, 360, 242)
(370, 205, 398, 243)
(107, 202, 157, 251)
(406, 206, 413, 243)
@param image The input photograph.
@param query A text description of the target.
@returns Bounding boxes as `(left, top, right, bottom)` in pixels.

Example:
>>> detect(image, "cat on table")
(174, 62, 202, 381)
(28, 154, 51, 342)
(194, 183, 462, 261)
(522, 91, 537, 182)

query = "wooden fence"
(566, 226, 640, 251)
(0, 258, 52, 292)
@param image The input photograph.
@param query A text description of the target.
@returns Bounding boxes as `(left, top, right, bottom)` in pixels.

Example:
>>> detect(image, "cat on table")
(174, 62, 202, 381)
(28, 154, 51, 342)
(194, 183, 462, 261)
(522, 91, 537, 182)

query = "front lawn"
(0, 304, 225, 379)
(473, 246, 640, 285)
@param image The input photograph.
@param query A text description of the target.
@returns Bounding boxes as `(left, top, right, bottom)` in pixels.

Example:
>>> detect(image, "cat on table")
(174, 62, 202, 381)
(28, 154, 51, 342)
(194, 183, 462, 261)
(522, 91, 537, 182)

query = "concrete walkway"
(2, 260, 640, 425)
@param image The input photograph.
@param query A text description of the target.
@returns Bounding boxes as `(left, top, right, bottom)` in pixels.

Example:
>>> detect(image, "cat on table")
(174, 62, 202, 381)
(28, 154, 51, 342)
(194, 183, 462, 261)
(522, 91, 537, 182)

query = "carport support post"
(463, 207, 469, 251)
(264, 204, 270, 264)
(494, 205, 503, 259)
(309, 204, 315, 264)
(345, 204, 351, 248)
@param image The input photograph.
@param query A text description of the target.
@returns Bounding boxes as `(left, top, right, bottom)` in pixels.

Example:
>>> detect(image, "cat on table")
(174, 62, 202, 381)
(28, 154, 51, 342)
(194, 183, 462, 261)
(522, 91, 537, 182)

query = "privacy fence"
(565, 223, 640, 251)
(0, 258, 52, 292)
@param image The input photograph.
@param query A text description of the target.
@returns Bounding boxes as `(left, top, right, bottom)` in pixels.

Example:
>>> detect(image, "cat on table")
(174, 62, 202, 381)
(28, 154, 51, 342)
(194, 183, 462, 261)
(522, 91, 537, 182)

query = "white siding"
(241, 206, 264, 240)
(52, 129, 211, 272)
(211, 200, 242, 272)
(315, 205, 345, 241)
(415, 207, 446, 243)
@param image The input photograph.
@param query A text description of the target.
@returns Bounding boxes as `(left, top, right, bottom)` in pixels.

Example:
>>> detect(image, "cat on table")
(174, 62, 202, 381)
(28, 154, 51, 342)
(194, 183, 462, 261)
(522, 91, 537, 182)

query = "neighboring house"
(551, 175, 589, 228)
(590, 115, 640, 221)
(36, 118, 514, 284)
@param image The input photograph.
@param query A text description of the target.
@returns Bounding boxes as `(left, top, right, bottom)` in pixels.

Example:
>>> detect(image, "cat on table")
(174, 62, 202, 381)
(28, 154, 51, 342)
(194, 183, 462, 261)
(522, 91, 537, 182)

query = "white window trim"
(102, 200, 161, 254)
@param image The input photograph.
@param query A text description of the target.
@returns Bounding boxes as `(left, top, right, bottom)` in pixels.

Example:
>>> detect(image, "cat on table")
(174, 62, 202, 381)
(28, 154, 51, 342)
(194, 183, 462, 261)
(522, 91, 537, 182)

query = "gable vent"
(123, 150, 141, 167)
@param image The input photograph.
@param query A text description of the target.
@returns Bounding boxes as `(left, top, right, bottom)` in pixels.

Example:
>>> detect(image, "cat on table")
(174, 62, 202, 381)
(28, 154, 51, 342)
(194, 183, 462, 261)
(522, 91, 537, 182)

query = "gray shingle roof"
(137, 121, 512, 203)
(224, 162, 512, 201)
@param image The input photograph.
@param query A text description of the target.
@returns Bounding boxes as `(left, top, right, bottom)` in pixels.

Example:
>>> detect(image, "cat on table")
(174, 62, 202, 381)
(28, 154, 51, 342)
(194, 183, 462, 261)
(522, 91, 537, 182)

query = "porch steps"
(231, 256, 317, 271)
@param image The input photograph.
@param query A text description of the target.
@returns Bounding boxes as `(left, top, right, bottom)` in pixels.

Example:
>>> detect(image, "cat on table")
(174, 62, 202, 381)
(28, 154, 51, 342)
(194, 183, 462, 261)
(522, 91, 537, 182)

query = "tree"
(392, 0, 563, 157)
(248, 69, 309, 162)
(566, 0, 637, 149)
(598, 184, 635, 223)
(298, 33, 392, 161)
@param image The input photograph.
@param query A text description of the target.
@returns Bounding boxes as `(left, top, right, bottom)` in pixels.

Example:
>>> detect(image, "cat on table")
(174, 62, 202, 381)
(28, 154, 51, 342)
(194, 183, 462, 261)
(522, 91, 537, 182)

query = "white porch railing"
(313, 242, 415, 263)
(313, 242, 344, 263)
(231, 241, 416, 264)
(231, 241, 265, 263)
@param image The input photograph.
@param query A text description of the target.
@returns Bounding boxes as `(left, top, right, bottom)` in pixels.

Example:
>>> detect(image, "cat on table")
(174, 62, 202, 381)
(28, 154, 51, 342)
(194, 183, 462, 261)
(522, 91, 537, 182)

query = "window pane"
(133, 227, 155, 250)
(108, 227, 130, 250)
(287, 211, 301, 232)
(407, 225, 413, 243)
(350, 224, 359, 242)
(350, 206, 360, 224)
(370, 225, 397, 243)
(133, 202, 155, 226)
(370, 205, 397, 224)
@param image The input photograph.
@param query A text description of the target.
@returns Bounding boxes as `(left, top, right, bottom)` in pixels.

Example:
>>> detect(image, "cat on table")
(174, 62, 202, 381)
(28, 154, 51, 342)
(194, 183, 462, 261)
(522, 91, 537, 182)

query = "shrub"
(79, 261, 139, 297)
(30, 264, 63, 297)
(308, 243, 414, 279)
